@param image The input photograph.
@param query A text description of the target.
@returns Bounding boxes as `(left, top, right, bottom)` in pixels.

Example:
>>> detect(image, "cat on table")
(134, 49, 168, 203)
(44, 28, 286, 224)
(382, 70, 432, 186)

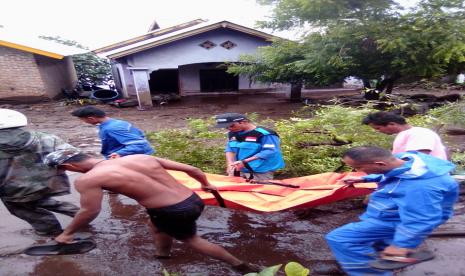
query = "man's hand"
(341, 177, 365, 185)
(108, 153, 121, 159)
(381, 245, 414, 257)
(201, 183, 217, 192)
(226, 163, 236, 176)
(55, 232, 75, 244)
(229, 160, 245, 171)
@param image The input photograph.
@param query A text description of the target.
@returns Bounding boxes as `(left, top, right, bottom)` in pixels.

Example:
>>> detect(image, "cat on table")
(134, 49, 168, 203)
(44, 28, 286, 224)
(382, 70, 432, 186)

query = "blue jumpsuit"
(326, 152, 458, 276)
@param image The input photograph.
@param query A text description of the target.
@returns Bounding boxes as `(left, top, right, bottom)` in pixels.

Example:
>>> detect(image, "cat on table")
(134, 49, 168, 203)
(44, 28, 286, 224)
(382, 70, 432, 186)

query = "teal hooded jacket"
(360, 151, 458, 248)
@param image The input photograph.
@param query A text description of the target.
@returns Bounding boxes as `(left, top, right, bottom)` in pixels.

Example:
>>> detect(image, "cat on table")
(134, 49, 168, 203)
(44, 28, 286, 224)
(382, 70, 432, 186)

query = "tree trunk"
(361, 78, 380, 100)
(290, 81, 303, 102)
(376, 73, 399, 94)
(376, 78, 395, 94)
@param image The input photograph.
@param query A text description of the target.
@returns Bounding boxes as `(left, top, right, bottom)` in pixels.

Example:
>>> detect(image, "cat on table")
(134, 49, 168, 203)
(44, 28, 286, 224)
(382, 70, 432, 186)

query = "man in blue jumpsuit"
(71, 106, 154, 159)
(215, 113, 284, 181)
(326, 146, 458, 276)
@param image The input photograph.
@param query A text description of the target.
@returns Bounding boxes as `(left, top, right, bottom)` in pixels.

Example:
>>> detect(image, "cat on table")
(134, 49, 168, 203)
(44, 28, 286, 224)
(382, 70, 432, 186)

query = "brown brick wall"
(0, 46, 46, 97)
(0, 46, 77, 99)
(36, 55, 77, 98)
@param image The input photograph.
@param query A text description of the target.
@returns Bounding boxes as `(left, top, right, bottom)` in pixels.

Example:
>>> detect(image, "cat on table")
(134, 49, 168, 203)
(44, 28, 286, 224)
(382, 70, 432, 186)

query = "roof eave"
(0, 40, 64, 59)
(106, 21, 277, 59)
(93, 19, 207, 54)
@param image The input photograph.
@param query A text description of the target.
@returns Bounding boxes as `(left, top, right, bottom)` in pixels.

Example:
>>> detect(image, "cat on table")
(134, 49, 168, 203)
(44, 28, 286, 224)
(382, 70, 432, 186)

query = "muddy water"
(3, 175, 464, 276)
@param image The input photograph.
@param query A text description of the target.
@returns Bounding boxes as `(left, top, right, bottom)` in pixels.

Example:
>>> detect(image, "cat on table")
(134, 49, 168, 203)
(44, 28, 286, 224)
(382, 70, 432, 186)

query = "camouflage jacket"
(0, 131, 75, 202)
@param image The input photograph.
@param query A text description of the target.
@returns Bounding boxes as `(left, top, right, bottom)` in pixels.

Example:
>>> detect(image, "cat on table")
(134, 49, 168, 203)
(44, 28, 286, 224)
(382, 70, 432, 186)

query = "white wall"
(113, 28, 282, 96)
(129, 29, 270, 71)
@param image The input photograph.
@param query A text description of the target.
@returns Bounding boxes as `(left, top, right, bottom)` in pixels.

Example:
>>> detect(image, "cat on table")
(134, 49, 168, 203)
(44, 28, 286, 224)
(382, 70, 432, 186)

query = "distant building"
(94, 19, 287, 106)
(0, 30, 82, 101)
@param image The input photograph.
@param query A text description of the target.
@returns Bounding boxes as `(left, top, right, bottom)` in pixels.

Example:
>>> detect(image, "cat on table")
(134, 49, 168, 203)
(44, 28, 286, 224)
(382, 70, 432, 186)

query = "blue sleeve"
(255, 135, 280, 159)
(391, 182, 455, 248)
(362, 174, 384, 182)
(107, 126, 153, 157)
(225, 140, 234, 153)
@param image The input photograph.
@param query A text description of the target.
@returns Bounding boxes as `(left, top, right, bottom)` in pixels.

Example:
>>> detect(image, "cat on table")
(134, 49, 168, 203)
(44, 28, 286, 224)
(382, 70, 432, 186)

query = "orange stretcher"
(169, 171, 377, 212)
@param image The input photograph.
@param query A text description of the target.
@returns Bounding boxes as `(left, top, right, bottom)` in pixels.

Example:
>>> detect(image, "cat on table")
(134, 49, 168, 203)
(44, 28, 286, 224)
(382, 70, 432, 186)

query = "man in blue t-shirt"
(215, 113, 285, 181)
(71, 106, 154, 159)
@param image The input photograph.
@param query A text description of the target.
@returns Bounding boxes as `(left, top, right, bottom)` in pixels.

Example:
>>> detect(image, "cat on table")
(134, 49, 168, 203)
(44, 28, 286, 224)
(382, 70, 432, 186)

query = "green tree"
(39, 36, 112, 86)
(228, 0, 465, 99)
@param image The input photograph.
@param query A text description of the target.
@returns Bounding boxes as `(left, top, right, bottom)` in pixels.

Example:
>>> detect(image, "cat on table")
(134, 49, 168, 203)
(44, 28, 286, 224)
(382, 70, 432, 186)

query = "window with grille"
(220, 40, 237, 50)
(199, 40, 216, 49)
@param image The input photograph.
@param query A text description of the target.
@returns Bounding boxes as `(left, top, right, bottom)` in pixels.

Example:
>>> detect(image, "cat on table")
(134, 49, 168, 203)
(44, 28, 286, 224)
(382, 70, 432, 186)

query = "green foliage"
(376, 0, 465, 78)
(428, 101, 465, 128)
(227, 39, 309, 85)
(72, 52, 112, 85)
(146, 118, 225, 174)
(284, 262, 310, 276)
(244, 264, 282, 276)
(230, 0, 465, 91)
(147, 102, 465, 176)
(39, 35, 112, 85)
(162, 269, 179, 276)
(256, 0, 399, 30)
(274, 105, 392, 176)
(244, 261, 310, 276)
(39, 35, 88, 50)
(147, 106, 392, 176)
(451, 151, 465, 174)
(61, 98, 99, 106)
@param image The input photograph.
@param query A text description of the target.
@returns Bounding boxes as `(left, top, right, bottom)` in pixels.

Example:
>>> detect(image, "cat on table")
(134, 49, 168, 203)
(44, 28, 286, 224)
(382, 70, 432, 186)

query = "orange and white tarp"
(169, 171, 377, 212)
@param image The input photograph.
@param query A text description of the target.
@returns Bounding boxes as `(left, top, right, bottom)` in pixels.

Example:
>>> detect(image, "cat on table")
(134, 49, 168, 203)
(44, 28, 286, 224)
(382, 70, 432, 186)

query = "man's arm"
(55, 177, 103, 243)
(390, 182, 454, 250)
(253, 135, 280, 161)
(225, 151, 237, 176)
(154, 157, 216, 191)
(229, 135, 281, 171)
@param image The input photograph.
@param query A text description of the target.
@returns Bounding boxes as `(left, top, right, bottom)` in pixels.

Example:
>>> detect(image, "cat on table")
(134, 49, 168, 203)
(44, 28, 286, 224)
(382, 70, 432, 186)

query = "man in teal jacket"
(326, 146, 458, 276)
(215, 113, 285, 181)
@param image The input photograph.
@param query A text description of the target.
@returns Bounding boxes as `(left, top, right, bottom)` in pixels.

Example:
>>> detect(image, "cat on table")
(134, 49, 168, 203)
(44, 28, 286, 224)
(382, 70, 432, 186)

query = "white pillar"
(130, 68, 153, 110)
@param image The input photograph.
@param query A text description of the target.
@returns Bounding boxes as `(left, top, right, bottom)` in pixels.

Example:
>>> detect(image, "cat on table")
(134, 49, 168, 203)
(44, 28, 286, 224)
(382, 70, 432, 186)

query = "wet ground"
(1, 91, 465, 275)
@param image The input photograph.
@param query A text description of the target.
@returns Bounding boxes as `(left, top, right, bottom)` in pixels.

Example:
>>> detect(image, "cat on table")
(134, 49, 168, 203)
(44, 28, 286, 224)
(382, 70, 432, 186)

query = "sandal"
(24, 233, 95, 256)
(24, 240, 96, 256)
(369, 250, 435, 270)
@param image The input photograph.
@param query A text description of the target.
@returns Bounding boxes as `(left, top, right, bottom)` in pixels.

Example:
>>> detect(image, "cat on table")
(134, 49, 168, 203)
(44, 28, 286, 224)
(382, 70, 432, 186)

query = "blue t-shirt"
(98, 118, 154, 158)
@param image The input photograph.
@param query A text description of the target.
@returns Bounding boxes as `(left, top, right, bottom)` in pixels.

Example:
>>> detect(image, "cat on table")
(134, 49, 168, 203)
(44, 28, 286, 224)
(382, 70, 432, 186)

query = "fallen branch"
(296, 141, 352, 148)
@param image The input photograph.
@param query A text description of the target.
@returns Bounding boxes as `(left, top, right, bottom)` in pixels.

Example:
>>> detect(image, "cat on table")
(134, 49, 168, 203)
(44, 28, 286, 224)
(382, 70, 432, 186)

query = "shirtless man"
(43, 149, 258, 273)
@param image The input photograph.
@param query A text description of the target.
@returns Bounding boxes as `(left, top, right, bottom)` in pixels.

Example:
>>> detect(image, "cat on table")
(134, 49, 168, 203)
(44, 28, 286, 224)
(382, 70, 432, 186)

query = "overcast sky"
(1, 0, 418, 49)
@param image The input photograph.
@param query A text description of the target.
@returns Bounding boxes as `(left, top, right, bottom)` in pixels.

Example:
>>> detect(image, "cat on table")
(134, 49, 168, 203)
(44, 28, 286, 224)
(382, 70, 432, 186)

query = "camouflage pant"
(1, 197, 79, 233)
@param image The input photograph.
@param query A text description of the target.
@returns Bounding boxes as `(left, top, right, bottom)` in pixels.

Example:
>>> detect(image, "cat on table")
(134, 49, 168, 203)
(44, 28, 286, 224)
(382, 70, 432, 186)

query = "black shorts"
(146, 193, 205, 240)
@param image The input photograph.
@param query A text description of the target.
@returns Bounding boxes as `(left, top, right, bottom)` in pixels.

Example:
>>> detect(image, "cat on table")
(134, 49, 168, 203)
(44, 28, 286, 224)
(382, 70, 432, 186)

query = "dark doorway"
(200, 69, 239, 92)
(149, 69, 179, 94)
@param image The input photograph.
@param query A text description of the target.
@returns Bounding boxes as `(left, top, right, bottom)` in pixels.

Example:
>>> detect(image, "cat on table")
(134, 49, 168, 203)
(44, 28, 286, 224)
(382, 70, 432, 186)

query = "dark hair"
(65, 153, 92, 163)
(343, 146, 393, 162)
(71, 106, 106, 118)
(362, 111, 407, 126)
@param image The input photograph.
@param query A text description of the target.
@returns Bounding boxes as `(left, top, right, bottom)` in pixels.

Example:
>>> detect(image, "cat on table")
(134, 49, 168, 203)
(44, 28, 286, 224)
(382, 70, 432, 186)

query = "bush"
(146, 118, 225, 174)
(147, 103, 464, 177)
(274, 105, 392, 177)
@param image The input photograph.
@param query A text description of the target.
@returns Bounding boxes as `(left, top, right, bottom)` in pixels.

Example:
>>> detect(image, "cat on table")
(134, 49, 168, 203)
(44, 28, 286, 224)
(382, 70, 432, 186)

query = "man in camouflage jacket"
(0, 109, 79, 235)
